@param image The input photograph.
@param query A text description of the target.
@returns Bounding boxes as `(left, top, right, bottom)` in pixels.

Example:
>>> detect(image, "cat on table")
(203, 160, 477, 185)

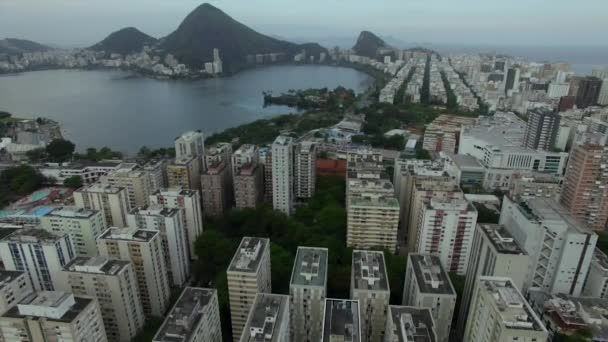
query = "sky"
(1, 0, 607, 48)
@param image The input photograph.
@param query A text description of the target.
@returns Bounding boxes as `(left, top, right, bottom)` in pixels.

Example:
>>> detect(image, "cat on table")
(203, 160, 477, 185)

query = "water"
(0, 65, 373, 153)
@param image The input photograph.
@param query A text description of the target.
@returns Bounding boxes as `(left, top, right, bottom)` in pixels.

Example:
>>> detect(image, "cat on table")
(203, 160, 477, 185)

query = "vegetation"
(90, 27, 157, 56)
(137, 146, 176, 161)
(63, 175, 83, 189)
(130, 318, 163, 342)
(474, 203, 500, 224)
(193, 176, 406, 341)
(352, 31, 389, 58)
(597, 233, 608, 256)
(351, 134, 405, 150)
(394, 67, 416, 105)
(0, 38, 50, 56)
(74, 147, 123, 161)
(263, 87, 356, 112)
(555, 329, 593, 342)
(0, 165, 47, 207)
(45, 139, 75, 162)
(0, 111, 11, 120)
(441, 71, 458, 111)
(421, 55, 431, 104)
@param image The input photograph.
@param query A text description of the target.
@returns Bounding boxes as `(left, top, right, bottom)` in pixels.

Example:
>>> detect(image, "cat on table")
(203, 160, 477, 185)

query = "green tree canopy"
(63, 175, 83, 189)
(45, 139, 75, 162)
(0, 165, 47, 206)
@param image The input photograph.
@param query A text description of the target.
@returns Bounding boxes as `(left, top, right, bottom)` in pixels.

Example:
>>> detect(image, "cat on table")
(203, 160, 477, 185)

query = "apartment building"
(201, 158, 232, 217)
(232, 144, 259, 177)
(96, 228, 171, 317)
(322, 299, 361, 342)
(205, 142, 233, 175)
(500, 196, 597, 296)
(582, 248, 608, 298)
(402, 254, 455, 342)
(295, 142, 316, 199)
(167, 156, 202, 191)
(422, 115, 475, 153)
(0, 271, 33, 315)
(153, 287, 222, 342)
(101, 163, 153, 208)
(73, 183, 130, 227)
(0, 291, 107, 342)
(234, 163, 264, 210)
(40, 206, 106, 256)
(272, 135, 295, 215)
(385, 306, 437, 342)
(58, 256, 145, 342)
(523, 109, 560, 151)
(260, 147, 273, 203)
(150, 188, 203, 260)
(351, 250, 390, 342)
(128, 206, 190, 287)
(240, 294, 289, 342)
(463, 277, 548, 342)
(175, 130, 205, 168)
(508, 172, 561, 200)
(227, 237, 272, 342)
(142, 159, 168, 192)
(0, 229, 75, 291)
(456, 223, 529, 341)
(289, 247, 328, 342)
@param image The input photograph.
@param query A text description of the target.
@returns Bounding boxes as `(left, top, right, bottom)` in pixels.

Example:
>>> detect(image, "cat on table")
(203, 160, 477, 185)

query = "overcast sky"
(1, 0, 607, 48)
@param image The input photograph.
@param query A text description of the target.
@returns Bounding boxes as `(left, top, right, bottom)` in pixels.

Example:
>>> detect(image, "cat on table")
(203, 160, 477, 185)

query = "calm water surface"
(0, 65, 373, 152)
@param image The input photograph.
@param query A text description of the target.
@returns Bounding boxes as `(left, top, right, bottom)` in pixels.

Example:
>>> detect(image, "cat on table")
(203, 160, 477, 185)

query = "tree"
(26, 148, 47, 162)
(416, 149, 432, 160)
(45, 139, 75, 162)
(63, 175, 83, 189)
(0, 165, 47, 206)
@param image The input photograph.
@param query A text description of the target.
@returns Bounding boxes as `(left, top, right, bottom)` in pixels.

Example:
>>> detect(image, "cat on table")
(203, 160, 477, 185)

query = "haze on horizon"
(0, 0, 606, 49)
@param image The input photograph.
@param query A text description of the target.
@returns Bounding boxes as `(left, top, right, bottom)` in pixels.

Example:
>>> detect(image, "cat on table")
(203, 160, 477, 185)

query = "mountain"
(0, 38, 50, 56)
(352, 31, 390, 58)
(90, 27, 157, 55)
(158, 3, 327, 72)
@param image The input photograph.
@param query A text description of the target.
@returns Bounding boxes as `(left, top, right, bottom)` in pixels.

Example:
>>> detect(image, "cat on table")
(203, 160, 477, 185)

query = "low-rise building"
(322, 299, 361, 342)
(240, 294, 289, 342)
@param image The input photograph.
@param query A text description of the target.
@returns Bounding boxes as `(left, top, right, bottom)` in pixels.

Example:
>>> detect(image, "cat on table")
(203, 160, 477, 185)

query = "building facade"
(201, 159, 232, 217)
(294, 142, 316, 199)
(101, 163, 153, 209)
(73, 183, 130, 227)
(385, 306, 437, 342)
(40, 206, 106, 257)
(0, 271, 33, 315)
(322, 299, 361, 342)
(523, 109, 560, 151)
(240, 294, 289, 342)
(272, 135, 295, 215)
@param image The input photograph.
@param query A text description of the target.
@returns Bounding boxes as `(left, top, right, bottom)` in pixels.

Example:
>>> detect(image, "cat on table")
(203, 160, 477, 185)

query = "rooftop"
(241, 294, 289, 342)
(592, 248, 608, 271)
(290, 247, 328, 287)
(409, 254, 455, 295)
(352, 250, 389, 291)
(3, 228, 64, 244)
(76, 183, 124, 194)
(4, 291, 92, 323)
(479, 224, 526, 255)
(447, 153, 484, 170)
(153, 287, 215, 342)
(387, 306, 436, 342)
(273, 135, 294, 146)
(0, 271, 27, 291)
(234, 144, 258, 157)
(322, 299, 360, 342)
(151, 188, 197, 198)
(45, 206, 99, 219)
(174, 130, 203, 142)
(516, 197, 594, 235)
(228, 237, 269, 273)
(63, 256, 129, 276)
(130, 205, 180, 218)
(298, 141, 315, 153)
(98, 227, 158, 242)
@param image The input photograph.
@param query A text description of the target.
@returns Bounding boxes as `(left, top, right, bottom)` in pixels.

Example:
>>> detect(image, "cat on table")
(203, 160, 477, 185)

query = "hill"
(90, 27, 157, 56)
(0, 38, 50, 56)
(352, 31, 389, 58)
(158, 3, 327, 72)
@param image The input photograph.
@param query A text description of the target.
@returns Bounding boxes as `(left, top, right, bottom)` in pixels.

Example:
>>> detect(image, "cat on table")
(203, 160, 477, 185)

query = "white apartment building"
(272, 135, 295, 215)
(414, 198, 477, 275)
(227, 237, 271, 342)
(73, 183, 130, 227)
(240, 294, 289, 342)
(101, 163, 153, 208)
(463, 277, 548, 342)
(175, 130, 205, 167)
(40, 206, 106, 256)
(0, 271, 33, 315)
(58, 256, 145, 342)
(289, 247, 328, 342)
(582, 248, 608, 299)
(143, 159, 168, 192)
(0, 291, 107, 342)
(351, 250, 390, 342)
(294, 142, 316, 199)
(385, 306, 437, 342)
(128, 206, 190, 287)
(500, 196, 597, 296)
(153, 287, 222, 342)
(150, 188, 203, 260)
(40, 160, 121, 184)
(456, 223, 529, 341)
(322, 299, 361, 342)
(97, 228, 171, 317)
(402, 254, 455, 342)
(547, 82, 570, 99)
(598, 79, 608, 106)
(232, 144, 259, 177)
(0, 229, 75, 292)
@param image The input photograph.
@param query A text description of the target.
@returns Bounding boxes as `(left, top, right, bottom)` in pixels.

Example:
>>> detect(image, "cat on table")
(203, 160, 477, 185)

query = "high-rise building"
(201, 158, 232, 217)
(73, 183, 130, 227)
(582, 248, 608, 299)
(456, 223, 529, 341)
(227, 237, 271, 342)
(523, 109, 560, 151)
(295, 142, 316, 199)
(58, 256, 145, 342)
(385, 306, 437, 342)
(0, 229, 75, 291)
(598, 79, 608, 106)
(232, 144, 259, 177)
(233, 145, 263, 210)
(167, 156, 202, 191)
(289, 247, 328, 342)
(0, 291, 108, 342)
(560, 144, 608, 231)
(558, 95, 576, 112)
(547, 82, 570, 99)
(97, 228, 171, 317)
(463, 277, 548, 342)
(272, 135, 295, 215)
(142, 159, 168, 192)
(240, 294, 289, 342)
(175, 131, 205, 168)
(0, 271, 33, 315)
(322, 299, 361, 342)
(500, 196, 597, 295)
(205, 143, 233, 175)
(101, 163, 153, 209)
(402, 254, 455, 342)
(260, 148, 273, 203)
(127, 206, 190, 287)
(570, 76, 602, 109)
(350, 250, 390, 342)
(150, 188, 203, 260)
(153, 287, 222, 342)
(414, 198, 477, 275)
(40, 206, 106, 257)
(505, 67, 520, 96)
